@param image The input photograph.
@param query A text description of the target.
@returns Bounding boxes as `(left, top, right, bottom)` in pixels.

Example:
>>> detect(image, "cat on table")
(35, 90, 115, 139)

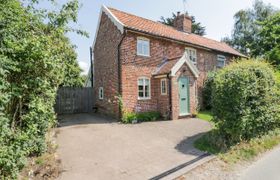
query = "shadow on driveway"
(57, 113, 117, 127)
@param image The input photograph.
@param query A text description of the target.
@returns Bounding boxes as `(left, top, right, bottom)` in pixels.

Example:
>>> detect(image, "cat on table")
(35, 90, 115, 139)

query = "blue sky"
(63, 0, 280, 74)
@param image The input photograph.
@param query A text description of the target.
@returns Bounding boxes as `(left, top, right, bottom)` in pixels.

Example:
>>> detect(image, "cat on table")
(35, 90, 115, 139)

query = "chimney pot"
(177, 11, 180, 16)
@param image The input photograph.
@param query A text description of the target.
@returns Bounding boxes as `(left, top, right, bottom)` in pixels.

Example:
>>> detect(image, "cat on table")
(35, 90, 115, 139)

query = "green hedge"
(122, 111, 161, 123)
(0, 0, 84, 178)
(202, 71, 217, 110)
(212, 60, 280, 145)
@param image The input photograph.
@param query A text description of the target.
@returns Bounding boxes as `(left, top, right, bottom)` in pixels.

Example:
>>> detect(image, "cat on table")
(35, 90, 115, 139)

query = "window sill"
(138, 97, 151, 100)
(137, 54, 151, 58)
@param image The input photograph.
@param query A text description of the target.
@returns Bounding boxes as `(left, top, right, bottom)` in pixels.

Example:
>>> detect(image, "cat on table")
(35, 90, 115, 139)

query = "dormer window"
(137, 37, 150, 57)
(185, 48, 197, 66)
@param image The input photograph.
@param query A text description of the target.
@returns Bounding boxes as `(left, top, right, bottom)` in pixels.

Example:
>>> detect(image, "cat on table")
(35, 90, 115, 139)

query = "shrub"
(122, 111, 161, 123)
(202, 71, 217, 110)
(212, 59, 280, 145)
(0, 0, 85, 178)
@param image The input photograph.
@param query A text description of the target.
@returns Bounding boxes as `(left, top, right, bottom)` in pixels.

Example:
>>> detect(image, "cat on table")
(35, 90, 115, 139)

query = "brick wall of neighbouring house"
(93, 12, 123, 118)
(119, 31, 235, 119)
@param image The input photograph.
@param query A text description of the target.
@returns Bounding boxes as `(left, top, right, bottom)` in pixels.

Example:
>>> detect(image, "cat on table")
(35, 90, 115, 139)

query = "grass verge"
(197, 110, 213, 122)
(195, 128, 280, 164)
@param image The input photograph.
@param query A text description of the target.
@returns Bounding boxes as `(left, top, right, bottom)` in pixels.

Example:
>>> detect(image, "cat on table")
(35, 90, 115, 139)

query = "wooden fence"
(55, 87, 95, 114)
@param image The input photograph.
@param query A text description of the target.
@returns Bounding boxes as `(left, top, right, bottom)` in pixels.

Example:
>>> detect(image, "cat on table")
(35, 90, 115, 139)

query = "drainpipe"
(117, 30, 127, 120)
(90, 47, 94, 87)
(167, 73, 172, 120)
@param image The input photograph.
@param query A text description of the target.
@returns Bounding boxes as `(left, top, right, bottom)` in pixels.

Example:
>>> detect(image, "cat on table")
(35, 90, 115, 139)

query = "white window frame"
(138, 77, 151, 100)
(98, 87, 104, 100)
(185, 48, 197, 66)
(137, 37, 150, 57)
(161, 79, 167, 95)
(217, 55, 226, 68)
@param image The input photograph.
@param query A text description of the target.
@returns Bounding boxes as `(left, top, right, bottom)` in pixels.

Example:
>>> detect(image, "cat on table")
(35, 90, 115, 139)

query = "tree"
(0, 0, 87, 178)
(222, 0, 278, 55)
(254, 12, 280, 67)
(212, 60, 280, 145)
(159, 12, 206, 36)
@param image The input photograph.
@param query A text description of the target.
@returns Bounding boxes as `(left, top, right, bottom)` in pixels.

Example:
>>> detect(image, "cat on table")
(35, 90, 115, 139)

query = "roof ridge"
(108, 7, 185, 34)
(108, 7, 237, 50)
(106, 6, 245, 57)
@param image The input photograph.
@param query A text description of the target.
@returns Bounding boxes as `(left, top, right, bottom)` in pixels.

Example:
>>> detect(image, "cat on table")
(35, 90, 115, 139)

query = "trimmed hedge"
(212, 60, 280, 145)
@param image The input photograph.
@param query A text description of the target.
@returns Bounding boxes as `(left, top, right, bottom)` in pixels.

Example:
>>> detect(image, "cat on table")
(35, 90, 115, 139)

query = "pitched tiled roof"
(153, 57, 180, 76)
(108, 7, 245, 57)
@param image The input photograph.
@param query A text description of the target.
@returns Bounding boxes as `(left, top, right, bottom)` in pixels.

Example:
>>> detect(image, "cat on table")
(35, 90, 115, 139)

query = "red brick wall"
(94, 15, 235, 119)
(93, 12, 123, 118)
(119, 32, 234, 119)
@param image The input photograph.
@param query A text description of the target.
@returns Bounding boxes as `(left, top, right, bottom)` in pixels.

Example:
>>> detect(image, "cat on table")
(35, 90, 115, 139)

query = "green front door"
(179, 76, 190, 116)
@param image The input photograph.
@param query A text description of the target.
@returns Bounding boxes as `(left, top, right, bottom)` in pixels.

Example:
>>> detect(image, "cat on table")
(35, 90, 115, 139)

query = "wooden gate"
(55, 87, 95, 114)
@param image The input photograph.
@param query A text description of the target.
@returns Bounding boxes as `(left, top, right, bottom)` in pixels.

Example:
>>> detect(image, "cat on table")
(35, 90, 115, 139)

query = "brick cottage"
(92, 5, 245, 120)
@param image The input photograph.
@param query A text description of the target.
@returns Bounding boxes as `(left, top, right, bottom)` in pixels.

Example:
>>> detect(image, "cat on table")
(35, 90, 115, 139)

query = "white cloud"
(78, 61, 89, 75)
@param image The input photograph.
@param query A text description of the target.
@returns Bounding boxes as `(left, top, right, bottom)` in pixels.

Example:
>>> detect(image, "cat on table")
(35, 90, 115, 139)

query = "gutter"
(117, 30, 127, 120)
(90, 47, 94, 87)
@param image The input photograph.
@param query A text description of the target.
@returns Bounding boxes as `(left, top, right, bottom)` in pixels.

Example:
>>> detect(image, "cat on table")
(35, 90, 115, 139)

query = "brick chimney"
(173, 12, 192, 33)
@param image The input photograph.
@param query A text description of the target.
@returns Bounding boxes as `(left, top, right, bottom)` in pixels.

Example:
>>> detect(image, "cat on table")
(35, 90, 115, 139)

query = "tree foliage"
(159, 12, 206, 36)
(211, 60, 280, 146)
(254, 12, 280, 67)
(222, 0, 278, 55)
(0, 0, 86, 178)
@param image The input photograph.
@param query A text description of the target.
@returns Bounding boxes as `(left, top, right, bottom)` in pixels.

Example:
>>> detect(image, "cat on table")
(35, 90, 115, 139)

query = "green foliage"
(197, 111, 213, 122)
(195, 128, 280, 164)
(202, 71, 217, 110)
(122, 111, 161, 124)
(211, 60, 280, 146)
(0, 0, 86, 178)
(254, 12, 280, 67)
(222, 0, 278, 55)
(159, 12, 206, 36)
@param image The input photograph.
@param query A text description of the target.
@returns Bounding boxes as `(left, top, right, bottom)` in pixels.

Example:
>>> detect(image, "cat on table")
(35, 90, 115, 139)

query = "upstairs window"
(185, 48, 197, 66)
(161, 79, 167, 95)
(99, 87, 104, 100)
(137, 37, 150, 56)
(138, 77, 150, 99)
(217, 55, 226, 68)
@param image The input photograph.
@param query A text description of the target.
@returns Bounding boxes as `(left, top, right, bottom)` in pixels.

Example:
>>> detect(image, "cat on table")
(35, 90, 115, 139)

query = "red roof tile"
(108, 7, 245, 57)
(153, 57, 180, 76)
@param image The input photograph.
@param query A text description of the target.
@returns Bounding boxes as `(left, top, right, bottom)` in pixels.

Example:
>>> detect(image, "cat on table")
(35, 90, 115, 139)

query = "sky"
(62, 0, 280, 75)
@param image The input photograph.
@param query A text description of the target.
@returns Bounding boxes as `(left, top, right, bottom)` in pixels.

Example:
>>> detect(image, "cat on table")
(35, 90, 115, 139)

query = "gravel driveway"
(56, 113, 211, 180)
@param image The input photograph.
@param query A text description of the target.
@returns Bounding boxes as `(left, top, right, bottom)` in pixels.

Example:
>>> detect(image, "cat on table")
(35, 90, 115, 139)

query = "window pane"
(139, 91, 144, 97)
(145, 79, 149, 85)
(138, 79, 143, 86)
(137, 39, 149, 56)
(138, 85, 143, 91)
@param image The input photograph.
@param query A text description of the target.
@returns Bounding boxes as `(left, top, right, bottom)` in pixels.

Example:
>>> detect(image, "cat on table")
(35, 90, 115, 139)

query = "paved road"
(56, 113, 211, 180)
(241, 146, 280, 180)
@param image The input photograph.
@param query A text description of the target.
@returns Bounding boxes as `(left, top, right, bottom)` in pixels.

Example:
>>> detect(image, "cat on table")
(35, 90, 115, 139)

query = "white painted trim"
(161, 79, 167, 95)
(185, 47, 197, 66)
(154, 74, 168, 79)
(170, 52, 199, 78)
(137, 37, 150, 57)
(137, 77, 151, 100)
(92, 5, 124, 49)
(99, 87, 104, 100)
(217, 55, 226, 68)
